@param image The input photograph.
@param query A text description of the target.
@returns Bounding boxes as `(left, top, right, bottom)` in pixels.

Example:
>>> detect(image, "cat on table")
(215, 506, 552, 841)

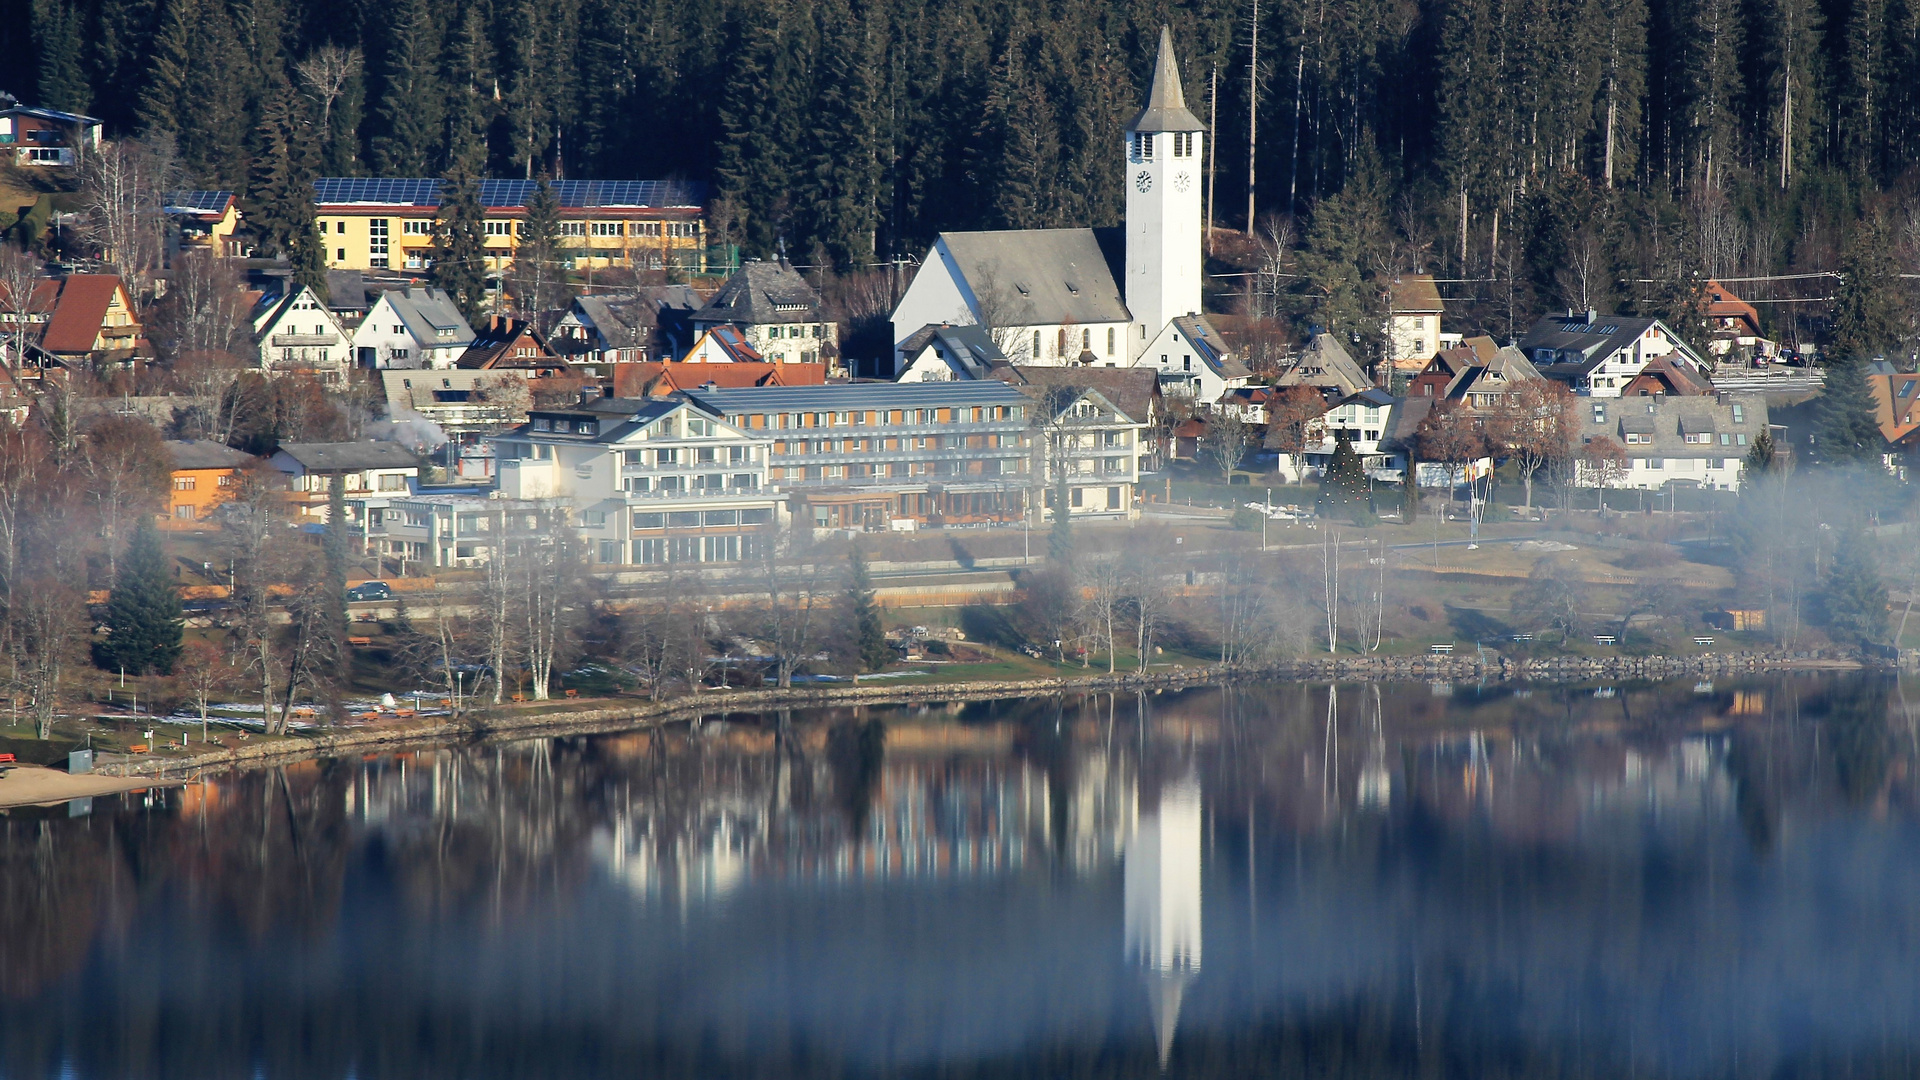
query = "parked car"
(346, 581, 392, 602)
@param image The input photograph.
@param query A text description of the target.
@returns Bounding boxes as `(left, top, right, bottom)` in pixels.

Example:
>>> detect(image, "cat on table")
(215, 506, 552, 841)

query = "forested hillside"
(7, 0, 1920, 350)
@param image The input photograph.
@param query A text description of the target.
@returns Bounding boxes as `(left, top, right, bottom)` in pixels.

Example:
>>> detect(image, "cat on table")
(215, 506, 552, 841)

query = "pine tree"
(177, 0, 250, 186)
(136, 0, 196, 135)
(1745, 430, 1776, 477)
(370, 0, 444, 176)
(846, 544, 890, 674)
(1812, 356, 1886, 467)
(433, 167, 490, 322)
(1832, 210, 1905, 359)
(439, 1, 493, 176)
(248, 79, 329, 296)
(1317, 431, 1369, 521)
(96, 517, 183, 676)
(1826, 528, 1889, 644)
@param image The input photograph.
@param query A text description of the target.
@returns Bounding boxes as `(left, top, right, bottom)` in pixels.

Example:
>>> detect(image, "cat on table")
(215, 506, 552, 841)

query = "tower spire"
(1127, 26, 1205, 133)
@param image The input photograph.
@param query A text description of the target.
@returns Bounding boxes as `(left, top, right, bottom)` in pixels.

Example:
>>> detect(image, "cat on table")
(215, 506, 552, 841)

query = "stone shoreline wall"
(103, 650, 1871, 780)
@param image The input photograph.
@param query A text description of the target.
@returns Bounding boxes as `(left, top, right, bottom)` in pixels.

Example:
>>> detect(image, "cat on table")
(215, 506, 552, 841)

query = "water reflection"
(2, 675, 1920, 1077)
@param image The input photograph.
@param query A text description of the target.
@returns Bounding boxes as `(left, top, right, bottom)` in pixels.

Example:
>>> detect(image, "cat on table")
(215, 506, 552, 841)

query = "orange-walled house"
(164, 440, 255, 527)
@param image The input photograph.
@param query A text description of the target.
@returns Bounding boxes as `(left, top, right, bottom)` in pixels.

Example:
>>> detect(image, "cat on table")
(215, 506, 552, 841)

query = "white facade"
(1125, 774, 1203, 1070)
(352, 288, 474, 370)
(253, 285, 353, 384)
(1389, 311, 1441, 366)
(887, 233, 1131, 370)
(1124, 128, 1203, 353)
(1138, 319, 1245, 401)
(493, 397, 784, 567)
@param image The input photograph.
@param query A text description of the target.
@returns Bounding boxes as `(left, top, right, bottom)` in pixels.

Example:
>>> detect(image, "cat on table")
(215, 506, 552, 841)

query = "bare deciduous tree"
(1198, 409, 1253, 482)
(80, 136, 178, 298)
(757, 530, 827, 689)
(0, 246, 41, 370)
(294, 46, 363, 136)
(9, 574, 81, 740)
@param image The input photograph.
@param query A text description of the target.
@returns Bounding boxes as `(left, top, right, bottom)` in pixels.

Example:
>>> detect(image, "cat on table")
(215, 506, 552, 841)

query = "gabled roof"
(1333, 387, 1397, 409)
(936, 229, 1130, 327)
(40, 275, 132, 355)
(381, 286, 475, 348)
(326, 271, 369, 312)
(685, 381, 1031, 416)
(1126, 27, 1205, 133)
(273, 441, 422, 472)
(693, 261, 823, 325)
(1517, 311, 1707, 379)
(166, 440, 254, 471)
(1, 104, 100, 126)
(1580, 394, 1767, 457)
(1389, 274, 1444, 314)
(899, 323, 1007, 379)
(1870, 370, 1920, 445)
(1278, 333, 1370, 396)
(162, 190, 235, 216)
(994, 365, 1159, 424)
(457, 316, 557, 369)
(685, 325, 766, 363)
(612, 360, 825, 396)
(1624, 354, 1713, 396)
(1705, 280, 1762, 331)
(1169, 314, 1250, 381)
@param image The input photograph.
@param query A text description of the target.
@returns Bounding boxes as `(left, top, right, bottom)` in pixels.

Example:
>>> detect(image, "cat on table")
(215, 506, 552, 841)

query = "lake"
(4, 674, 1920, 1079)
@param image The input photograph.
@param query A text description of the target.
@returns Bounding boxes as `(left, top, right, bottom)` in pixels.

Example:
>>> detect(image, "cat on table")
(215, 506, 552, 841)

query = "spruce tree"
(1812, 356, 1884, 467)
(846, 545, 890, 674)
(1825, 528, 1889, 644)
(511, 172, 566, 315)
(248, 79, 329, 297)
(136, 0, 197, 135)
(31, 0, 91, 112)
(1832, 211, 1904, 358)
(97, 518, 183, 676)
(1745, 430, 1776, 478)
(370, 0, 445, 176)
(1318, 432, 1368, 517)
(432, 167, 490, 322)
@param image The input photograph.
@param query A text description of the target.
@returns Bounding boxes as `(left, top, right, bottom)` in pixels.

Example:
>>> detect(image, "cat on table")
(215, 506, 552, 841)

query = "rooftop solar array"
(313, 178, 705, 209)
(161, 190, 235, 212)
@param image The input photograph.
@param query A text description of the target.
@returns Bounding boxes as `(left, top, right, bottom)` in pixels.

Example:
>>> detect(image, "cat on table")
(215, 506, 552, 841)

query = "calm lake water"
(5, 674, 1920, 1079)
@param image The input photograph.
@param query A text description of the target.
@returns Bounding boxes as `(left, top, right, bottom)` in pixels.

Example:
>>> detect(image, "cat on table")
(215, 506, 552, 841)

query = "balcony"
(272, 333, 340, 347)
(623, 484, 766, 501)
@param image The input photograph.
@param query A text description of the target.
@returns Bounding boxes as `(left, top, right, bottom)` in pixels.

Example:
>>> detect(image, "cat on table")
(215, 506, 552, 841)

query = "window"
(559, 222, 586, 236)
(634, 538, 666, 564)
(598, 540, 621, 563)
(368, 218, 389, 267)
(591, 221, 623, 237)
(583, 510, 606, 526)
(633, 512, 664, 529)
(1737, 433, 1748, 445)
(1071, 487, 1084, 507)
(1592, 404, 1607, 423)
(217, 474, 234, 487)
(174, 505, 194, 519)
(1107, 327, 1116, 355)
(1649, 458, 1664, 469)
(533, 418, 551, 431)
(336, 248, 345, 261)
(173, 477, 196, 491)
(378, 474, 407, 491)
(1032, 330, 1041, 356)
(1173, 131, 1195, 157)
(318, 221, 327, 234)
(403, 220, 432, 235)
(484, 221, 514, 236)
(1732, 404, 1745, 423)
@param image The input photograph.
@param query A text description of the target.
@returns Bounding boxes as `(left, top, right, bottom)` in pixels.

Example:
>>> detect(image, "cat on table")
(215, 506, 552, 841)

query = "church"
(887, 27, 1249, 402)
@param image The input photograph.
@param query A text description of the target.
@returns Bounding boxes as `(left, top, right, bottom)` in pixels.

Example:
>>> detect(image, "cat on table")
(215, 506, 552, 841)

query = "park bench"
(129, 744, 150, 754)
(1509, 633, 1534, 643)
(1429, 643, 1454, 654)
(394, 708, 415, 718)
(1593, 634, 1618, 646)
(564, 689, 578, 699)
(0, 752, 14, 777)
(1693, 636, 1715, 646)
(347, 636, 373, 647)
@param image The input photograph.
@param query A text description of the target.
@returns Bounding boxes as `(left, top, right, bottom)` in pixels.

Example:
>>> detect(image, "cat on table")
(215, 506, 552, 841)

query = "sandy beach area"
(0, 764, 182, 809)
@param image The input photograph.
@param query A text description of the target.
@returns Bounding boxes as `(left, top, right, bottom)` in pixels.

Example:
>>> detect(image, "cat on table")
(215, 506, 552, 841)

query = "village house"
(382, 368, 537, 450)
(491, 394, 780, 567)
(1704, 280, 1774, 363)
(313, 177, 707, 275)
(352, 285, 475, 369)
(550, 286, 703, 362)
(380, 494, 558, 568)
(1276, 333, 1372, 399)
(0, 98, 100, 167)
(993, 364, 1162, 475)
(1138, 314, 1250, 400)
(1517, 310, 1710, 397)
(1867, 364, 1920, 478)
(1271, 388, 1405, 484)
(681, 325, 768, 364)
(896, 323, 1008, 382)
(609, 360, 826, 397)
(162, 440, 254, 528)
(1572, 393, 1767, 492)
(162, 191, 242, 257)
(12, 274, 146, 367)
(690, 260, 840, 372)
(252, 283, 352, 383)
(267, 441, 423, 532)
(457, 315, 568, 376)
(1386, 273, 1445, 370)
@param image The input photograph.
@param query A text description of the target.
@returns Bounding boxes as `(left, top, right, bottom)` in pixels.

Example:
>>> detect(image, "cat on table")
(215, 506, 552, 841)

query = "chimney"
(1587, 308, 1598, 325)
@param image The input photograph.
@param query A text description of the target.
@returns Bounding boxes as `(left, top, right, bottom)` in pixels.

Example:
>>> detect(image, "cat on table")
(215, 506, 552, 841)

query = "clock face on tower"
(1134, 170, 1153, 193)
(1173, 171, 1192, 192)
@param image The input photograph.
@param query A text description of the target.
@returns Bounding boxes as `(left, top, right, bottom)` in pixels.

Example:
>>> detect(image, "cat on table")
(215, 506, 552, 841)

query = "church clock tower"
(1125, 26, 1205, 359)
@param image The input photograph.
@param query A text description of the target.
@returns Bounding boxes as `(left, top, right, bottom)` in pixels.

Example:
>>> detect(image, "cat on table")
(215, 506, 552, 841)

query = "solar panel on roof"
(161, 190, 234, 212)
(315, 177, 705, 208)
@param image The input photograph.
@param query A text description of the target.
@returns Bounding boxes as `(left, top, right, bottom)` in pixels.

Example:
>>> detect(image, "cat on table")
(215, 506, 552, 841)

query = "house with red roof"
(1703, 280, 1775, 363)
(681, 324, 769, 364)
(610, 360, 826, 397)
(35, 274, 144, 364)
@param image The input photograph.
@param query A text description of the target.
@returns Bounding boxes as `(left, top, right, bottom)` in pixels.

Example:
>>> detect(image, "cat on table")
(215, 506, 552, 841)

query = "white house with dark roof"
(1517, 310, 1709, 397)
(690, 260, 838, 369)
(889, 28, 1220, 386)
(1138, 315, 1248, 399)
(896, 324, 1008, 381)
(252, 284, 353, 384)
(1572, 393, 1767, 491)
(268, 440, 422, 531)
(352, 285, 475, 369)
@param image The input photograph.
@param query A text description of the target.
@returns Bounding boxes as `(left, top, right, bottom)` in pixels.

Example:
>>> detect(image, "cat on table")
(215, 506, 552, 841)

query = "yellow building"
(312, 178, 709, 276)
(163, 191, 244, 256)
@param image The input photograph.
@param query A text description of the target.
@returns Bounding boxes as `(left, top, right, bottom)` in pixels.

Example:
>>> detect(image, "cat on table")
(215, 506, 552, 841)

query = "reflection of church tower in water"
(1124, 775, 1202, 1070)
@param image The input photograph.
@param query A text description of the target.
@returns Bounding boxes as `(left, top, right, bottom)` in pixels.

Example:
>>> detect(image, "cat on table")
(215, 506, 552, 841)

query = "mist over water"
(4, 674, 1920, 1079)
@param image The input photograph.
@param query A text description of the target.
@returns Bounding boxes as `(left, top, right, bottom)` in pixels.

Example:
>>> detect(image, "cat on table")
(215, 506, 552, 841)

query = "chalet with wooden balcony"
(251, 284, 352, 384)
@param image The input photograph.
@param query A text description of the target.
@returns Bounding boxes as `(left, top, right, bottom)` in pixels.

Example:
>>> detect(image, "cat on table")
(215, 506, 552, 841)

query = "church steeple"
(1126, 26, 1205, 133)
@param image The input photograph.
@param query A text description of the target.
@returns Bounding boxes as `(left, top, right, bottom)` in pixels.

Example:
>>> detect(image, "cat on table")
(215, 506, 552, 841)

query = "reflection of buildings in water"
(1124, 775, 1202, 1070)
(1068, 752, 1137, 874)
(591, 756, 1061, 905)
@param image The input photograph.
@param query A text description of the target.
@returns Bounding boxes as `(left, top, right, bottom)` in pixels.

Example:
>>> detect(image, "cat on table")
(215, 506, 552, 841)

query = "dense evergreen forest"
(7, 0, 1920, 350)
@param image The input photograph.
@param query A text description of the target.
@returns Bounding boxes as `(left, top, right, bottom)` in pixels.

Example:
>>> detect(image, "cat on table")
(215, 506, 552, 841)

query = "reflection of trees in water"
(0, 813, 121, 1000)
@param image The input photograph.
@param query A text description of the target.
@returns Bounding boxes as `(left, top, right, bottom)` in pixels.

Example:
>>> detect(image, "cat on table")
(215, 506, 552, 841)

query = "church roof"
(1127, 27, 1205, 133)
(937, 229, 1130, 326)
